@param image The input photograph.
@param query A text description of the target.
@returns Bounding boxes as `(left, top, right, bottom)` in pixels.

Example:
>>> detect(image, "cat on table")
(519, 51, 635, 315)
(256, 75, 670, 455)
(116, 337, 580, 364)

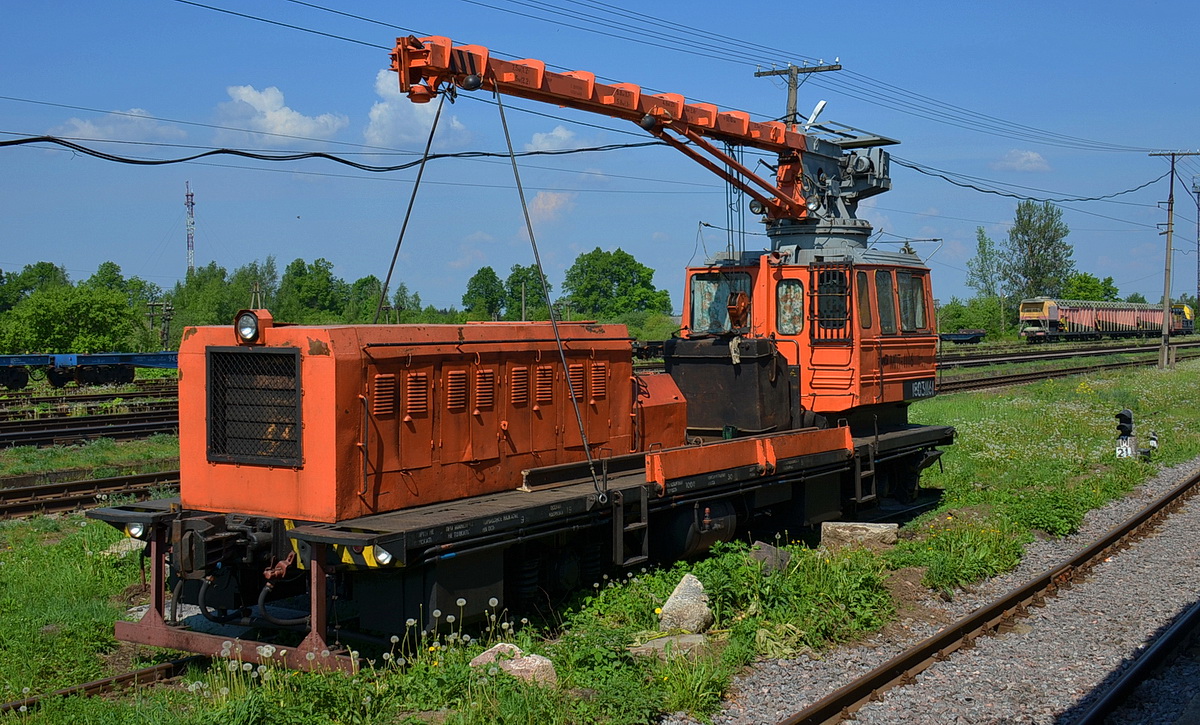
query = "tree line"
(0, 247, 676, 354)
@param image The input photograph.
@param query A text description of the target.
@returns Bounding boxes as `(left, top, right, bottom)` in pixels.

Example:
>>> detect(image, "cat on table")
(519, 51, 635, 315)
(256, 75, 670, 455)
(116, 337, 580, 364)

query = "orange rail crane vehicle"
(88, 34, 954, 672)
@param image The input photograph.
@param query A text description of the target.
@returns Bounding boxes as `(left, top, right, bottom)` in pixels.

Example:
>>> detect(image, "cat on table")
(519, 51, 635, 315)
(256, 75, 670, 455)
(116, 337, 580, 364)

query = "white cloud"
(525, 125, 577, 152)
(216, 85, 348, 145)
(529, 191, 576, 224)
(992, 149, 1050, 172)
(51, 109, 186, 142)
(364, 69, 469, 148)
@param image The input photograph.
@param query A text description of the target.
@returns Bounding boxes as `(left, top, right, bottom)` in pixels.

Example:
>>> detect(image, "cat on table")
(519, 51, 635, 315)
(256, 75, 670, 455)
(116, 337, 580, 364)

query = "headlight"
(373, 546, 394, 566)
(125, 522, 147, 539)
(236, 312, 259, 343)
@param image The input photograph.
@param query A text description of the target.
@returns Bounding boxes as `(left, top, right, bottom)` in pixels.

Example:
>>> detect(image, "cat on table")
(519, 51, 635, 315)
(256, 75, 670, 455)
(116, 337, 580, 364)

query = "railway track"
(937, 339, 1200, 370)
(0, 656, 203, 715)
(0, 399, 178, 422)
(0, 380, 178, 408)
(781, 466, 1200, 725)
(0, 409, 179, 448)
(0, 470, 180, 518)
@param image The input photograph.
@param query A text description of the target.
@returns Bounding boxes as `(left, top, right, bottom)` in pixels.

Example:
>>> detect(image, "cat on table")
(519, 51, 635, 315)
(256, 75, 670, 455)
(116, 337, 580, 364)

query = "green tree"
(966, 227, 1002, 298)
(165, 261, 236, 339)
(15, 261, 70, 295)
(344, 275, 384, 323)
(276, 257, 348, 323)
(1000, 200, 1074, 301)
(462, 266, 505, 320)
(561, 248, 671, 319)
(392, 283, 422, 322)
(1061, 272, 1119, 301)
(937, 296, 1009, 338)
(228, 257, 278, 310)
(503, 264, 552, 321)
(0, 285, 138, 354)
(1125, 292, 1148, 304)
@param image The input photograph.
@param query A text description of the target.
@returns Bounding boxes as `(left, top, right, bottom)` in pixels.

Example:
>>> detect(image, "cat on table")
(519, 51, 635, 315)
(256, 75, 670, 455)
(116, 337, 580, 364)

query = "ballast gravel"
(664, 455, 1200, 725)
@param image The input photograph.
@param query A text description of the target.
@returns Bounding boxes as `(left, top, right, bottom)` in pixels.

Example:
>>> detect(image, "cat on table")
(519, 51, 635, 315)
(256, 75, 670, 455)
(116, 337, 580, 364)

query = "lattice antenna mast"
(185, 181, 196, 276)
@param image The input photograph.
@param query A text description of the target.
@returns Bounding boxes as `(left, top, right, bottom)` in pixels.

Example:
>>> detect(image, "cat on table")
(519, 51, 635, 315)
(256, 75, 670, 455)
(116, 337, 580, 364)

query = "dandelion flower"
(383, 652, 393, 661)
(227, 661, 240, 672)
(655, 607, 662, 614)
(322, 649, 331, 658)
(446, 615, 456, 624)
(488, 597, 498, 608)
(242, 662, 252, 671)
(456, 597, 466, 607)
(390, 635, 400, 644)
(406, 618, 417, 627)
(306, 652, 316, 662)
(432, 609, 442, 618)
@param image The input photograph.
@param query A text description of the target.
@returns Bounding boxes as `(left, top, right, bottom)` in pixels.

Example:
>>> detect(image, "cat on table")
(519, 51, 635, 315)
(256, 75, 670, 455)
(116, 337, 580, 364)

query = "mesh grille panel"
(208, 348, 302, 466)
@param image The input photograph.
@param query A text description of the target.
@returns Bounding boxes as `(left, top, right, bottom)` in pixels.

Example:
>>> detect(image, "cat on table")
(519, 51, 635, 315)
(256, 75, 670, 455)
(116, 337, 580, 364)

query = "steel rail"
(780, 468, 1200, 724)
(0, 399, 179, 422)
(1069, 598, 1200, 723)
(0, 656, 204, 714)
(939, 353, 1200, 393)
(0, 381, 178, 408)
(0, 409, 179, 448)
(0, 470, 180, 518)
(938, 339, 1200, 369)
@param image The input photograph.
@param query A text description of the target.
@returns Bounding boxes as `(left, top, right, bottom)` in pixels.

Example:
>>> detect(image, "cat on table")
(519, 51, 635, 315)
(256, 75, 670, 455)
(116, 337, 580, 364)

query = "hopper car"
(88, 33, 955, 671)
(1019, 297, 1194, 342)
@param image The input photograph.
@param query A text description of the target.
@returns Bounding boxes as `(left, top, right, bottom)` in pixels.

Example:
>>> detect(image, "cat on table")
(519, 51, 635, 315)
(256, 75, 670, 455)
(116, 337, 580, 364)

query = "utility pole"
(184, 181, 196, 277)
(753, 62, 842, 130)
(1149, 151, 1200, 369)
(1193, 175, 1199, 308)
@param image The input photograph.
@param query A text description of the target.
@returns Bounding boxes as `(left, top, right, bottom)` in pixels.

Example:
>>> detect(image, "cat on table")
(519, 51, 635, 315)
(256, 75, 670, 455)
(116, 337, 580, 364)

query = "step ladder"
(612, 487, 649, 567)
(853, 442, 877, 504)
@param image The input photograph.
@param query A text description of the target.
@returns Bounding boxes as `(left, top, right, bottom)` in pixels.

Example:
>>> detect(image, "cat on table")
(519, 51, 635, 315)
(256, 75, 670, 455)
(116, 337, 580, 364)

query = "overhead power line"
(0, 135, 664, 171)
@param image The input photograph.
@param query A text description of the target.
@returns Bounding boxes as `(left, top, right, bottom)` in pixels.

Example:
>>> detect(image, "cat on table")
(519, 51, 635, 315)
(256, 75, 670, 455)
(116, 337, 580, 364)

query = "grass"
(0, 435, 179, 481)
(7, 360, 1200, 722)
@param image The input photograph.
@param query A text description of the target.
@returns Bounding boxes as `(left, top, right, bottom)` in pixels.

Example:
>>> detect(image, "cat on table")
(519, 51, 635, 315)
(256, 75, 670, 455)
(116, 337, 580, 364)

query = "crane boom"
(390, 35, 811, 220)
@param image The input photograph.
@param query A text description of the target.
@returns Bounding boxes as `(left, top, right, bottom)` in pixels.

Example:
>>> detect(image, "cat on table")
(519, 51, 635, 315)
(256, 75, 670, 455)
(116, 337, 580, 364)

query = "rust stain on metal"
(181, 328, 197, 342)
(308, 338, 330, 356)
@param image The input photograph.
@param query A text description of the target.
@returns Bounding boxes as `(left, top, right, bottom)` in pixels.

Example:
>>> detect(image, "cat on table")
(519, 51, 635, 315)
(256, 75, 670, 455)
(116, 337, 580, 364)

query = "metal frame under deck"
(90, 423, 953, 671)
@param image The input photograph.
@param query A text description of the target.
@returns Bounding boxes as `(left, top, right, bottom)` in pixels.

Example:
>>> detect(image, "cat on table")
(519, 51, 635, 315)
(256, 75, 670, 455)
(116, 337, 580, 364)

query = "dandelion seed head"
(306, 652, 316, 661)
(242, 662, 252, 671)
(406, 618, 417, 627)
(455, 597, 466, 607)
(488, 597, 498, 607)
(446, 615, 455, 624)
(390, 635, 400, 644)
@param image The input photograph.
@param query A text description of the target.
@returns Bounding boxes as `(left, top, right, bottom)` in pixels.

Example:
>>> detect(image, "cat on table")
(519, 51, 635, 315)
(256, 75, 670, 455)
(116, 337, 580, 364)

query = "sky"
(2, 0, 1199, 313)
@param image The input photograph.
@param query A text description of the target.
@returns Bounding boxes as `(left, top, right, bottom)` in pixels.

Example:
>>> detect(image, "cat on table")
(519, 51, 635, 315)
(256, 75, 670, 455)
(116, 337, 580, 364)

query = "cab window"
(690, 272, 752, 334)
(876, 270, 897, 334)
(897, 270, 928, 331)
(776, 279, 804, 335)
(856, 271, 872, 329)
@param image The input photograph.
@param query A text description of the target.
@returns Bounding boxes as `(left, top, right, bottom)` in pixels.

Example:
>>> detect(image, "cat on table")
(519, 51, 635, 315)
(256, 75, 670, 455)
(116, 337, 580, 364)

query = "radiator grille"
(475, 369, 495, 410)
(535, 365, 554, 405)
(567, 363, 585, 400)
(207, 348, 302, 466)
(510, 367, 529, 406)
(446, 370, 468, 410)
(373, 373, 396, 416)
(590, 362, 607, 400)
(406, 372, 429, 416)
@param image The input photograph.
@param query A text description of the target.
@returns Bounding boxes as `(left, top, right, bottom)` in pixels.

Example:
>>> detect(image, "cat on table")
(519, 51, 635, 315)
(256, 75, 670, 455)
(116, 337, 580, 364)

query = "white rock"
(659, 573, 714, 633)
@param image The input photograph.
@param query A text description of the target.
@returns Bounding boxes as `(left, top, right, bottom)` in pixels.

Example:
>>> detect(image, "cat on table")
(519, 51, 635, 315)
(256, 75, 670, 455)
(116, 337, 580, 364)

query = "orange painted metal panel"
(181, 321, 638, 523)
(645, 426, 853, 489)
